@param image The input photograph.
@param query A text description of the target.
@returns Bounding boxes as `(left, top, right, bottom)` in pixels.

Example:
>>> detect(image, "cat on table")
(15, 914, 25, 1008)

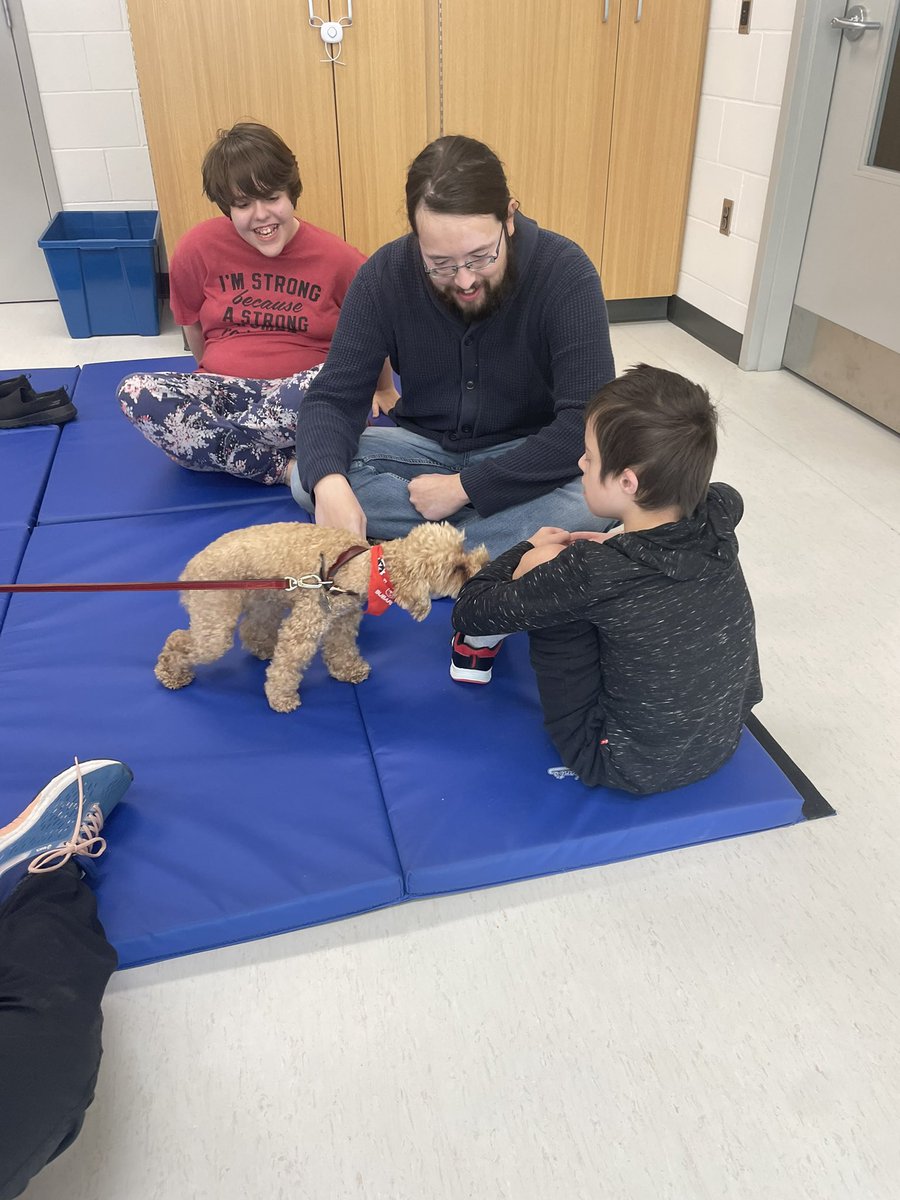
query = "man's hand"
(371, 386, 400, 419)
(408, 473, 468, 521)
(313, 474, 367, 540)
(371, 357, 399, 419)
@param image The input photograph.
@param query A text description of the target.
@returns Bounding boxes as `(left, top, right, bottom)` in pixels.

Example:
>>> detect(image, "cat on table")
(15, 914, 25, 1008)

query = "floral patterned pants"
(116, 364, 323, 485)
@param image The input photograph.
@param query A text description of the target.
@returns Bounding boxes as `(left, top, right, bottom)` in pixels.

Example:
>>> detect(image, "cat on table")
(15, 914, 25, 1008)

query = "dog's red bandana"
(366, 546, 395, 615)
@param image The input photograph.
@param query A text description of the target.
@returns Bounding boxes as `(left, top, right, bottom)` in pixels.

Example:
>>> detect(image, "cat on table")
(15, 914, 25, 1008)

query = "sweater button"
(461, 425, 472, 434)
(463, 336, 473, 346)
(448, 431, 459, 441)
(465, 380, 475, 390)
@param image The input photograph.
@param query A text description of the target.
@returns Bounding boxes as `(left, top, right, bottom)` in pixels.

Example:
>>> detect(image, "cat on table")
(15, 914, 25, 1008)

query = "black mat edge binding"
(745, 714, 836, 820)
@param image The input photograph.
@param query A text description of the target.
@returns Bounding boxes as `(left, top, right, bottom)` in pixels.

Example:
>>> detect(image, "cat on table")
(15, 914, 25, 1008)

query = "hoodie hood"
(606, 482, 744, 582)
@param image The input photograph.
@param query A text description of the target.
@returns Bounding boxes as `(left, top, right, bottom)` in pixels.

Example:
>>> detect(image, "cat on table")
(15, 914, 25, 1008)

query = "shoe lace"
(27, 757, 108, 874)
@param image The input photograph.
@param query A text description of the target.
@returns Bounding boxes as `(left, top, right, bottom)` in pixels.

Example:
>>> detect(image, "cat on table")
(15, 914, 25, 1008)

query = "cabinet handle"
(635, 0, 643, 20)
(602, 0, 609, 20)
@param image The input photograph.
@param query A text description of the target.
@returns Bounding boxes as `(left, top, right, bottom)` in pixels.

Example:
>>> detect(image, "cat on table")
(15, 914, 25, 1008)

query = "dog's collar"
(320, 544, 395, 615)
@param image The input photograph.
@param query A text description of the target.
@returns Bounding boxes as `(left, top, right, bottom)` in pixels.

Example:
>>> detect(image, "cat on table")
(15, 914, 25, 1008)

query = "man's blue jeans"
(291, 426, 613, 558)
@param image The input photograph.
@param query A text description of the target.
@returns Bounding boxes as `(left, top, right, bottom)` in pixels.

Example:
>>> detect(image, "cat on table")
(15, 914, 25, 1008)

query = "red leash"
(0, 578, 290, 594)
(0, 545, 398, 613)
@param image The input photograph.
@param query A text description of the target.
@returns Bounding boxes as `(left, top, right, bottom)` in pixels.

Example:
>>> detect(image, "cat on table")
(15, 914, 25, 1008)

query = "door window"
(872, 13, 900, 171)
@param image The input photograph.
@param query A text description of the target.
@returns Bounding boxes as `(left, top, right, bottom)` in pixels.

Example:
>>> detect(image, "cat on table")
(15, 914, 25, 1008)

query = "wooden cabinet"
(126, 0, 437, 257)
(603, 0, 710, 298)
(128, 0, 708, 299)
(440, 0, 620, 272)
(440, 0, 709, 299)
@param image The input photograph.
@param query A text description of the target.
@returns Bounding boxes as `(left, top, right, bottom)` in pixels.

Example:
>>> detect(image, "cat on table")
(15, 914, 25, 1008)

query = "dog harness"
(301, 544, 396, 615)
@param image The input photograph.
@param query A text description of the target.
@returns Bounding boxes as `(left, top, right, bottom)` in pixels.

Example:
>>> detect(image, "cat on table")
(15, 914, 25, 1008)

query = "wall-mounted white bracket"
(308, 1, 353, 65)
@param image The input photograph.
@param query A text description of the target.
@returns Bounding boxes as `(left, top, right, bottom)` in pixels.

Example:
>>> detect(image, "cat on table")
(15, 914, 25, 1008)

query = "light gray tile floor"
(2, 305, 898, 1200)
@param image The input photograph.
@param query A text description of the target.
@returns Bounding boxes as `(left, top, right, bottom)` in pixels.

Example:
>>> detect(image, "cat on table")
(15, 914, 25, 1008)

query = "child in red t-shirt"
(117, 123, 396, 485)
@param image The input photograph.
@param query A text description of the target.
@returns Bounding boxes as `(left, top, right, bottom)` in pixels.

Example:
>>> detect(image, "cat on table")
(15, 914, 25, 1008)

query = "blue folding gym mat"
(354, 603, 810, 897)
(38, 356, 302, 524)
(0, 500, 402, 968)
(0, 528, 29, 629)
(0, 427, 59, 530)
(0, 368, 78, 529)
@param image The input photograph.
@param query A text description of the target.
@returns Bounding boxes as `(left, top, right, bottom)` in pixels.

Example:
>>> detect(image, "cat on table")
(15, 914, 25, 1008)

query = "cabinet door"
(332, 0, 439, 254)
(602, 0, 709, 300)
(439, 0, 619, 271)
(127, 0, 344, 255)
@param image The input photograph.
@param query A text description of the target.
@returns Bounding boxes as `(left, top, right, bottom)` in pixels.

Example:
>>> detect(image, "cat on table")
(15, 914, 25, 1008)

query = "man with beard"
(291, 135, 616, 556)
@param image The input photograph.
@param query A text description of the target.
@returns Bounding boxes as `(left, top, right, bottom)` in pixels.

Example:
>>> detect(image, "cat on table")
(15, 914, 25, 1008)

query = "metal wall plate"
(783, 306, 900, 433)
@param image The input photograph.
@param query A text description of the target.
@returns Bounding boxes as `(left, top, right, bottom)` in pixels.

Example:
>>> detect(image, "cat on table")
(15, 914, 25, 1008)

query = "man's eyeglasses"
(422, 226, 505, 279)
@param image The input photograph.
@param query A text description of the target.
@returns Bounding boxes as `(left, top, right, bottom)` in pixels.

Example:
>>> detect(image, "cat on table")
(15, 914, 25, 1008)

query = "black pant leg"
(528, 621, 609, 787)
(0, 864, 116, 1200)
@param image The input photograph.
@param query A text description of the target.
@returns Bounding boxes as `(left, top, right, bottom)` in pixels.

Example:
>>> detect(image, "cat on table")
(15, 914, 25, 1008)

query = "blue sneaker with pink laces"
(0, 759, 133, 905)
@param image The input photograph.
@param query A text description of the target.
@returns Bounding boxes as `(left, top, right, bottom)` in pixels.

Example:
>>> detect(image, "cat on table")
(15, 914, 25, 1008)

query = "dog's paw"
(155, 660, 194, 690)
(244, 642, 276, 662)
(328, 658, 370, 684)
(265, 686, 301, 713)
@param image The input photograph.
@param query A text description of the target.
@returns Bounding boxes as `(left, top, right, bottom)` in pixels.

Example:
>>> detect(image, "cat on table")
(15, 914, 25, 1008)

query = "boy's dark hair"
(405, 135, 511, 231)
(202, 123, 302, 215)
(585, 364, 717, 515)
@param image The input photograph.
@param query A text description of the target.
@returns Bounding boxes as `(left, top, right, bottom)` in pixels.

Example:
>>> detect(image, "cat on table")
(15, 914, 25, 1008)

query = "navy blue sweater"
(295, 214, 615, 517)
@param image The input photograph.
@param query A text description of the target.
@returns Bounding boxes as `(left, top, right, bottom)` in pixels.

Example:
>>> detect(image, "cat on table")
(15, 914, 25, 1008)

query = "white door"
(0, 5, 56, 301)
(784, 2, 900, 431)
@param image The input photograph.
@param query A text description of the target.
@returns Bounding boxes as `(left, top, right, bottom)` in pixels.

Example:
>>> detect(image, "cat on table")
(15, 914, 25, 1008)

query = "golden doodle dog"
(155, 521, 488, 712)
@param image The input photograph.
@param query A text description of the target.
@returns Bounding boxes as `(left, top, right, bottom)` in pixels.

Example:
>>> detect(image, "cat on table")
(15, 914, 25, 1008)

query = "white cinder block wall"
(22, 0, 796, 339)
(677, 0, 798, 334)
(22, 0, 156, 213)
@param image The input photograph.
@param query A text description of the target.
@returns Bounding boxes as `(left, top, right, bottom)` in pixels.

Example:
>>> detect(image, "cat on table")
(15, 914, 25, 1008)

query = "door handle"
(831, 5, 882, 40)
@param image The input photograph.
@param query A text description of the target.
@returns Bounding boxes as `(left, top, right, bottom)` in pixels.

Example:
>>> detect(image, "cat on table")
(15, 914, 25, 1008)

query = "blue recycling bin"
(38, 210, 161, 338)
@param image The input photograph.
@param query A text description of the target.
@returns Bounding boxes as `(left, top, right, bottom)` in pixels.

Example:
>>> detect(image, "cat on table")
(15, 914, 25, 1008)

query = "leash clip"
(285, 574, 331, 592)
(285, 573, 350, 594)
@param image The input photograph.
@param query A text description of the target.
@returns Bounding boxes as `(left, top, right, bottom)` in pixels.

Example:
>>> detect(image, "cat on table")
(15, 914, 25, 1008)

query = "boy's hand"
(568, 528, 621, 544)
(527, 526, 571, 548)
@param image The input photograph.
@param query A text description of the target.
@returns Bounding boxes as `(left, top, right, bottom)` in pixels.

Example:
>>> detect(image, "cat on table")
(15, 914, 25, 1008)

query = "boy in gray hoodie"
(451, 364, 762, 795)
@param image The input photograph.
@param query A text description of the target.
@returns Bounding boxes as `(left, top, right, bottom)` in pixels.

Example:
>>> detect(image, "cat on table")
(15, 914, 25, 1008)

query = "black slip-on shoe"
(0, 386, 77, 428)
(0, 374, 31, 398)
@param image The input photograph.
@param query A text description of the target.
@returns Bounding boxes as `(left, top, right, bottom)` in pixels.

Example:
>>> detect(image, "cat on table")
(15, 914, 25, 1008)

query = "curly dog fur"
(155, 522, 488, 712)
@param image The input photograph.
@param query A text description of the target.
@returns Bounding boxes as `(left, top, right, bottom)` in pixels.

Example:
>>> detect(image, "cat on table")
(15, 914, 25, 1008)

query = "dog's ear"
(465, 544, 490, 576)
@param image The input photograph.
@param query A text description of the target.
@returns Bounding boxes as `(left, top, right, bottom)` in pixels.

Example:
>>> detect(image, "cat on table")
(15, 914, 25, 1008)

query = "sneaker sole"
(449, 663, 493, 684)
(0, 404, 77, 429)
(0, 760, 132, 867)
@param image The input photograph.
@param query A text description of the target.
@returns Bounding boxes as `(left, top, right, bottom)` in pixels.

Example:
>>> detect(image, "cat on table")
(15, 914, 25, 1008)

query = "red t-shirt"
(169, 217, 365, 379)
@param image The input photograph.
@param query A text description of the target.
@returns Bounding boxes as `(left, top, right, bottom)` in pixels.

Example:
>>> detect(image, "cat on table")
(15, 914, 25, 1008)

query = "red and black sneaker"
(449, 632, 503, 684)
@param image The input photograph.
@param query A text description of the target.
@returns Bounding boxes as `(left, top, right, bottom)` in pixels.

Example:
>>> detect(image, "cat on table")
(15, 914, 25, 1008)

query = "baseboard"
(667, 295, 743, 365)
(607, 296, 669, 324)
